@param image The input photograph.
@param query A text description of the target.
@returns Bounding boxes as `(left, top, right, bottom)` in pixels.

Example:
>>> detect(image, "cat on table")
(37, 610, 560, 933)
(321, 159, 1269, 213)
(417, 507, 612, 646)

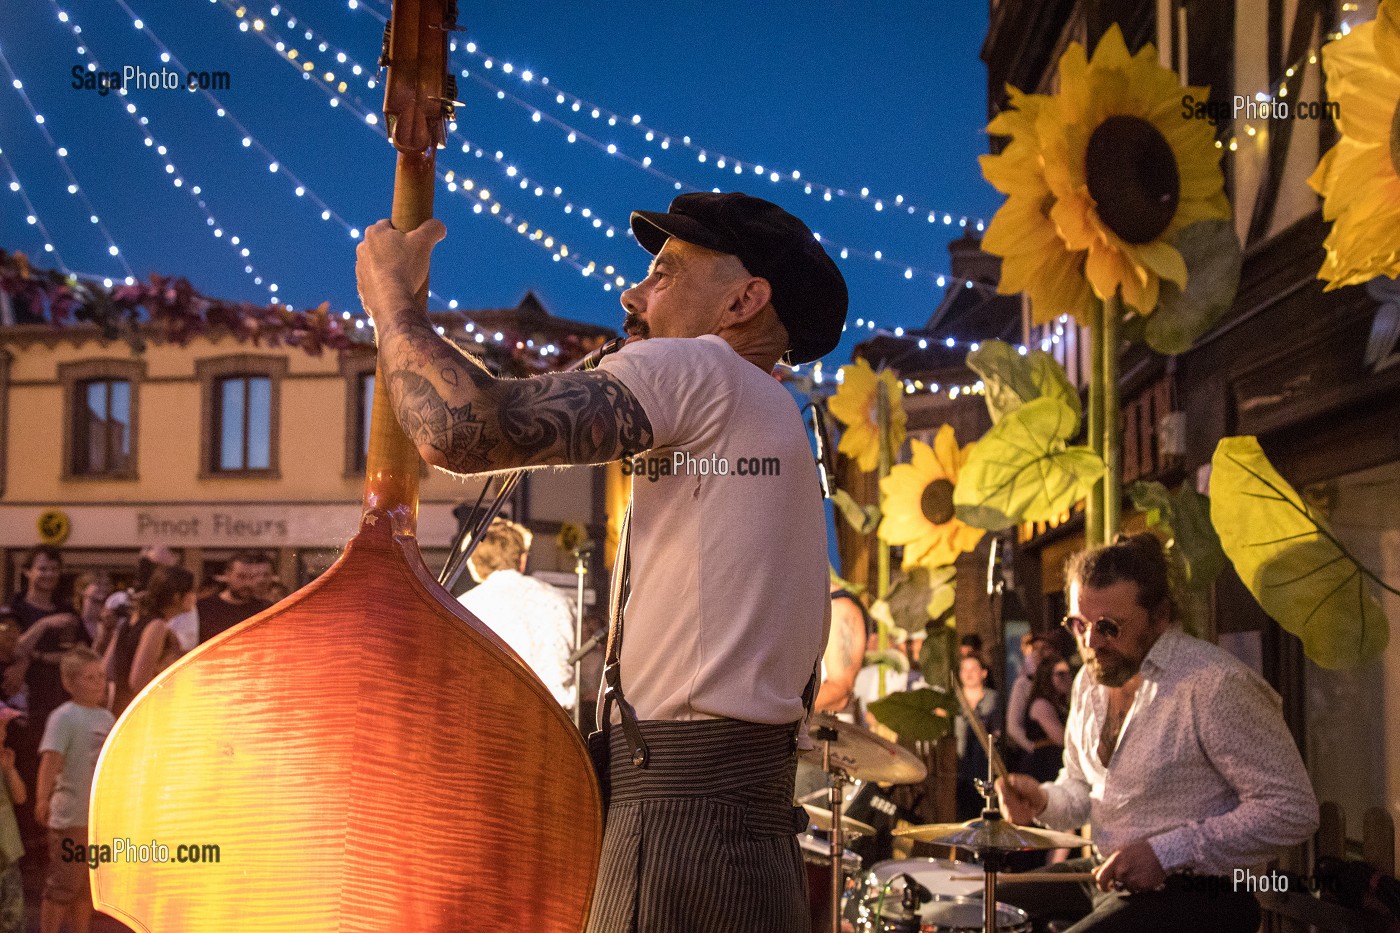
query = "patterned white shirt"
(1039, 627, 1318, 875)
(458, 570, 576, 711)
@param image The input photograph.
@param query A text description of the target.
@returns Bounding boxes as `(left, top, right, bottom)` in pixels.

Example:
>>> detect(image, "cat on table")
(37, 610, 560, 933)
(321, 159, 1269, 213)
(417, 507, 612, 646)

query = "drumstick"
(950, 674, 1009, 782)
(950, 872, 1095, 883)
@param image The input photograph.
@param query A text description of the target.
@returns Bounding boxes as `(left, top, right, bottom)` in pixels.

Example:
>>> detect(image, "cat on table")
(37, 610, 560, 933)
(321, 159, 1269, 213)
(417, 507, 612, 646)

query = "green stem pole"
(1087, 302, 1105, 546)
(875, 375, 892, 699)
(1102, 295, 1122, 544)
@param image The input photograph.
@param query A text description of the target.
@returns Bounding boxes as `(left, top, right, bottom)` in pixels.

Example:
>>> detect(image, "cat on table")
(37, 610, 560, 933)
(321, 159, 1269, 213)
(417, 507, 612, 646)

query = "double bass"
(88, 1, 603, 929)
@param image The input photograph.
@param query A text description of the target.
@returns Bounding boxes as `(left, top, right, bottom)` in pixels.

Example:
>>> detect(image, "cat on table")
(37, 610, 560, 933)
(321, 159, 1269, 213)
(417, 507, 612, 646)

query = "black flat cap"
(630, 192, 848, 364)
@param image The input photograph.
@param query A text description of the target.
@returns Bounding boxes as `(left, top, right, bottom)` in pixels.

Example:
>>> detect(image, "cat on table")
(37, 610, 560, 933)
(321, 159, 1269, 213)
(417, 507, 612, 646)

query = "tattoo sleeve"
(376, 309, 653, 473)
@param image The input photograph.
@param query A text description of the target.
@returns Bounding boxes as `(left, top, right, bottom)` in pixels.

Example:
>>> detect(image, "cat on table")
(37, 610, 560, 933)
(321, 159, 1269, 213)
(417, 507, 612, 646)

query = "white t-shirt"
(459, 570, 576, 710)
(40, 701, 115, 829)
(597, 335, 830, 727)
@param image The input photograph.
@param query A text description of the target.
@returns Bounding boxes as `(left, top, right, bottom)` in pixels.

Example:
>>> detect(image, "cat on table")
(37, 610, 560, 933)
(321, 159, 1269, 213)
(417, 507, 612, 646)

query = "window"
(75, 379, 132, 474)
(215, 375, 272, 471)
(340, 350, 377, 476)
(59, 359, 144, 480)
(197, 355, 286, 478)
(356, 372, 374, 472)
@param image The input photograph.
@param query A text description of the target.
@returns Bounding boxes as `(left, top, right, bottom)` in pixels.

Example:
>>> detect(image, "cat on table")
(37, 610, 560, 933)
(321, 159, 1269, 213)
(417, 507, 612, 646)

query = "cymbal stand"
(818, 728, 848, 933)
(975, 767, 1005, 933)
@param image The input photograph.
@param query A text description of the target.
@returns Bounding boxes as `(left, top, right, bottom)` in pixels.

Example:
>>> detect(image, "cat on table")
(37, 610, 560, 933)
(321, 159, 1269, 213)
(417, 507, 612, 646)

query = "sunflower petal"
(930, 425, 960, 481)
(1378, 0, 1400, 78)
(1131, 240, 1189, 287)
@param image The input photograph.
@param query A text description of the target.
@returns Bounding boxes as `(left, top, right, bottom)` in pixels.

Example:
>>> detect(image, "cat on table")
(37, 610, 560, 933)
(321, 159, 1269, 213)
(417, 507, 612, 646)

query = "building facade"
(0, 296, 615, 610)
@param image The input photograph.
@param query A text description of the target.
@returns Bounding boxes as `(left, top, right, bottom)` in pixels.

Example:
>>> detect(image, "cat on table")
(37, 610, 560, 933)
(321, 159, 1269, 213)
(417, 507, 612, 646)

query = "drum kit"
(799, 713, 1084, 933)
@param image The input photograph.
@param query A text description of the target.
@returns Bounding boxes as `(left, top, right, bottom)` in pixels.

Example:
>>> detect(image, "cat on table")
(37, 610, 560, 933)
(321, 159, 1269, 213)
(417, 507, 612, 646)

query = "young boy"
(36, 648, 113, 933)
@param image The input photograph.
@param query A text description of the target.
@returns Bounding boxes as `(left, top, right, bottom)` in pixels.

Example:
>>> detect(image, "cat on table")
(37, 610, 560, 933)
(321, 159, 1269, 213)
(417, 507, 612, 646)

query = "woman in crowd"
(953, 653, 1000, 820)
(1022, 657, 1074, 782)
(104, 565, 192, 716)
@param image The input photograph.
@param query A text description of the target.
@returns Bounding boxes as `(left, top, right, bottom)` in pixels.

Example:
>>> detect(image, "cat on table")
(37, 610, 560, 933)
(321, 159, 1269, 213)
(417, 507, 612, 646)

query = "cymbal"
(802, 804, 876, 838)
(893, 816, 1086, 851)
(801, 713, 928, 785)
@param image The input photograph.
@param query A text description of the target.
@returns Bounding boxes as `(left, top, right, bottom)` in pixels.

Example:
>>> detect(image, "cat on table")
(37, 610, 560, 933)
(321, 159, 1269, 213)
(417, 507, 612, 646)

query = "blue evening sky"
(1, 0, 998, 364)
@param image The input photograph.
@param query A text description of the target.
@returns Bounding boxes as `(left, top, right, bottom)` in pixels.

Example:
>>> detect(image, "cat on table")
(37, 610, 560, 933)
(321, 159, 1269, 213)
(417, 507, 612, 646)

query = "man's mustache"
(624, 312, 650, 338)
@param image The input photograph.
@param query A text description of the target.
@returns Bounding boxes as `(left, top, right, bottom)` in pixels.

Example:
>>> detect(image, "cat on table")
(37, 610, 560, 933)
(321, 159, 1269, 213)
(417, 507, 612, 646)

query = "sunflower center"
(921, 479, 956, 526)
(1391, 100, 1400, 178)
(1085, 115, 1181, 244)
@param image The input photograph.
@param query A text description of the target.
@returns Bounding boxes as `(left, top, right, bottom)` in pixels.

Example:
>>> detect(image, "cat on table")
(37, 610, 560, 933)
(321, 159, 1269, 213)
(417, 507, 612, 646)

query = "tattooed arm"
(356, 219, 652, 473)
(376, 314, 652, 472)
(815, 596, 866, 713)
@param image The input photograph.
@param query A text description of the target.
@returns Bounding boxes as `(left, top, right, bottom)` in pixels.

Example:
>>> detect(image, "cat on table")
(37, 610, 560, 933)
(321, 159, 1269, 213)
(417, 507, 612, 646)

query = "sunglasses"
(1059, 614, 1122, 640)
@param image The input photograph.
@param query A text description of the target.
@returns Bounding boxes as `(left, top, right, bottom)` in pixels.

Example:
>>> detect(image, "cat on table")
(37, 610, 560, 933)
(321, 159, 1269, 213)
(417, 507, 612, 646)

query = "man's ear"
(726, 276, 773, 326)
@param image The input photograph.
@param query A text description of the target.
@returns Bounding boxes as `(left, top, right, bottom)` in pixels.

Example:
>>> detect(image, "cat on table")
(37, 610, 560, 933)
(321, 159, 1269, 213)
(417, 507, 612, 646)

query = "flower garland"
(0, 250, 607, 374)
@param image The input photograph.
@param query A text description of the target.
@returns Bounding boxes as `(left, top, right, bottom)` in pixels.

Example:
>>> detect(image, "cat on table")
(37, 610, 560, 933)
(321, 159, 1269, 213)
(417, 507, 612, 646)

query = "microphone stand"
(570, 542, 594, 730)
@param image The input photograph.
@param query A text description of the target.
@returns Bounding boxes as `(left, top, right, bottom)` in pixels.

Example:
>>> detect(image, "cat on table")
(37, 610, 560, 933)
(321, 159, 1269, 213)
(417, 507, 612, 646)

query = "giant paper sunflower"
(1308, 0, 1400, 289)
(879, 425, 985, 570)
(981, 25, 1230, 322)
(829, 358, 907, 472)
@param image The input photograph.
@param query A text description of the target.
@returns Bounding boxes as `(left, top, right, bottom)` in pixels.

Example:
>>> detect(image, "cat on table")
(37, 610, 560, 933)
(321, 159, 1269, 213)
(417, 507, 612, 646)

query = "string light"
(348, 0, 988, 230)
(256, 1, 631, 246)
(1209, 33, 1345, 154)
(0, 45, 134, 280)
(0, 146, 69, 271)
(451, 63, 977, 281)
(208, 0, 640, 297)
(115, 0, 360, 242)
(271, 0, 980, 288)
(47, 0, 281, 299)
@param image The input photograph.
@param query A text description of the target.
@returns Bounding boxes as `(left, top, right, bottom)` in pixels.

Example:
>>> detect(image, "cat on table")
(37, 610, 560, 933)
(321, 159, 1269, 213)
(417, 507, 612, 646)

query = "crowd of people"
(0, 544, 280, 933)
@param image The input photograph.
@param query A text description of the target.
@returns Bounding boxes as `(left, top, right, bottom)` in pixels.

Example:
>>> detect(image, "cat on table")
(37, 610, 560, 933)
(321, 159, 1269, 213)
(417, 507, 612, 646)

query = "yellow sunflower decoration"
(1308, 0, 1400, 288)
(879, 425, 985, 570)
(829, 358, 907, 472)
(981, 24, 1231, 324)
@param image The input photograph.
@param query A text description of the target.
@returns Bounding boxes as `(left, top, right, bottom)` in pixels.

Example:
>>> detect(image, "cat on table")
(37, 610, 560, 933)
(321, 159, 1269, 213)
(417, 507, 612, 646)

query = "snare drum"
(917, 895, 1031, 932)
(848, 859, 1029, 932)
(851, 894, 1030, 933)
(858, 857, 986, 902)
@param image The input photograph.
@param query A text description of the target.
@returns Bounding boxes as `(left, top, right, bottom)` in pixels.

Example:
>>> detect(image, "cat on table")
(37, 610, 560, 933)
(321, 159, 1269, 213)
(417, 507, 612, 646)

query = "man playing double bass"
(356, 190, 847, 932)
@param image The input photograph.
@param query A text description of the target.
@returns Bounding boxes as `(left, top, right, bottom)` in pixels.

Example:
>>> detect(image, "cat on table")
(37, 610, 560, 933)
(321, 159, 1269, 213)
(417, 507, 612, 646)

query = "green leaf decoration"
(864, 648, 910, 675)
(867, 687, 958, 743)
(1028, 351, 1083, 430)
(1129, 480, 1173, 529)
(1127, 480, 1226, 590)
(953, 397, 1105, 531)
(1128, 479, 1225, 640)
(919, 624, 956, 694)
(887, 567, 948, 634)
(1145, 220, 1242, 355)
(1171, 483, 1226, 588)
(965, 339, 1081, 429)
(927, 572, 956, 622)
(832, 487, 880, 534)
(1210, 436, 1390, 668)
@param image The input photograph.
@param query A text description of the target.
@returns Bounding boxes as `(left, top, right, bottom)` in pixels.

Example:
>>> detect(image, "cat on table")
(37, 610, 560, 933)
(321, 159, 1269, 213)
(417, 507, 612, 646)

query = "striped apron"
(585, 718, 810, 933)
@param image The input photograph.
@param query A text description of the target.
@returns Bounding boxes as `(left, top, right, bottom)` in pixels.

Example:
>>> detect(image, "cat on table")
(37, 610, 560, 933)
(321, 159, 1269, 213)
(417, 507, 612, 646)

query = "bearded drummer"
(357, 191, 846, 932)
(995, 534, 1318, 933)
